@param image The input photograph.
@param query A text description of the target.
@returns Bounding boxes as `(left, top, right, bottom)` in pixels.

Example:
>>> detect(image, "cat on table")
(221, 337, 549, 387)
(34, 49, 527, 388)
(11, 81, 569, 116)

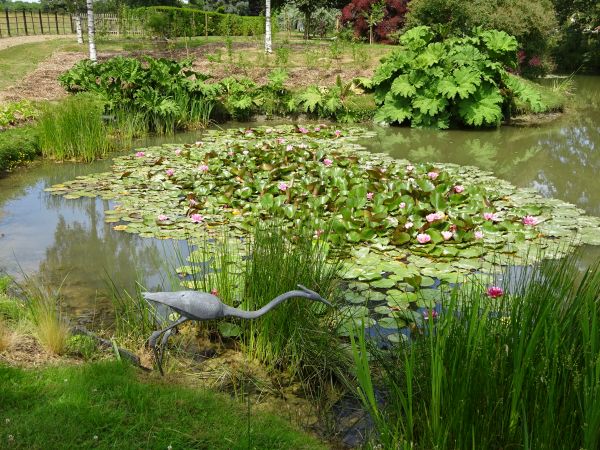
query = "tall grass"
(352, 255, 600, 449)
(38, 93, 114, 162)
(0, 317, 11, 352)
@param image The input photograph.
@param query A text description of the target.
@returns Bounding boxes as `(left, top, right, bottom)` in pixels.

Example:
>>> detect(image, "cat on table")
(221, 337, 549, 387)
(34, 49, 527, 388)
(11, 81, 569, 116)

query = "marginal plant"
(369, 26, 546, 128)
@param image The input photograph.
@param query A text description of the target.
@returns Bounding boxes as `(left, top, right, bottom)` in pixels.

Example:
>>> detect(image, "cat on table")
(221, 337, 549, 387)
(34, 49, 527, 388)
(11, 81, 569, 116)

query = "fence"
(0, 10, 146, 39)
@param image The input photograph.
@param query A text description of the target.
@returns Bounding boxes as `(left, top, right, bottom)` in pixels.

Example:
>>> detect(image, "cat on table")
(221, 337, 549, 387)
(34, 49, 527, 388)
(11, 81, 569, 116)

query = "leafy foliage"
(341, 0, 410, 43)
(371, 26, 545, 128)
(0, 100, 39, 129)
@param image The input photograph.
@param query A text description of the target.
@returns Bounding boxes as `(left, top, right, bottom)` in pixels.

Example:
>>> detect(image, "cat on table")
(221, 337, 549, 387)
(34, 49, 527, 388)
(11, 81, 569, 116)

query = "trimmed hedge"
(136, 6, 269, 37)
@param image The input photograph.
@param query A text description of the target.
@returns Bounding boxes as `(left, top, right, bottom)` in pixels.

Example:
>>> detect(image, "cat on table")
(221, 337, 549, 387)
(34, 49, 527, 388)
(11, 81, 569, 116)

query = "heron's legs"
(147, 316, 188, 376)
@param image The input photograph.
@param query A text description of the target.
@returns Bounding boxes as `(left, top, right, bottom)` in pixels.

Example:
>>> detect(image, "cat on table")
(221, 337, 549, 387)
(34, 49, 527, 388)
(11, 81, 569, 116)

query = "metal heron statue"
(143, 284, 332, 375)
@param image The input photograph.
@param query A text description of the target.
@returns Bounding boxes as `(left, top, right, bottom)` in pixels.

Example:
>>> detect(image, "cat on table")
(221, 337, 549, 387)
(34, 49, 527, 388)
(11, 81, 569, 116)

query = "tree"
(341, 0, 409, 43)
(86, 0, 97, 62)
(293, 0, 337, 39)
(362, 0, 385, 44)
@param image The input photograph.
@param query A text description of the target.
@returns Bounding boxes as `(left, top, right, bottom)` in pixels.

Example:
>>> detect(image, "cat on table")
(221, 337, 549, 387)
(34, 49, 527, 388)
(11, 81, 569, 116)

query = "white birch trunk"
(75, 14, 83, 45)
(264, 0, 272, 54)
(86, 0, 97, 62)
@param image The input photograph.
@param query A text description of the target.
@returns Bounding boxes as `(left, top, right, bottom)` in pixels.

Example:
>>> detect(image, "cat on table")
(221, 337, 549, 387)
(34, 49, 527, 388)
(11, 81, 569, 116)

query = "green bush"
(404, 0, 557, 77)
(0, 100, 39, 129)
(38, 94, 114, 162)
(135, 6, 268, 37)
(0, 126, 40, 172)
(369, 26, 547, 128)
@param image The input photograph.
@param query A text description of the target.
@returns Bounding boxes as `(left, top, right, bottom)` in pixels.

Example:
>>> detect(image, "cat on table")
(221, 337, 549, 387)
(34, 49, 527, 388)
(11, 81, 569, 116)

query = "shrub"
(0, 126, 40, 172)
(341, 0, 410, 43)
(369, 26, 547, 128)
(404, 0, 557, 77)
(135, 6, 267, 37)
(38, 94, 114, 162)
(351, 254, 600, 449)
(66, 334, 99, 360)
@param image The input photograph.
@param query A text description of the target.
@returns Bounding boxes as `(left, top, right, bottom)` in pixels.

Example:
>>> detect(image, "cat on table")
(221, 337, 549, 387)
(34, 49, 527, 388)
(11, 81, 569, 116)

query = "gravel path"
(0, 34, 75, 52)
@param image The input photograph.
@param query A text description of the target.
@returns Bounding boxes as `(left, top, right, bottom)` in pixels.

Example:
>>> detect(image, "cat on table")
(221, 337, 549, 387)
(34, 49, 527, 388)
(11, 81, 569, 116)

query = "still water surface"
(1, 76, 599, 323)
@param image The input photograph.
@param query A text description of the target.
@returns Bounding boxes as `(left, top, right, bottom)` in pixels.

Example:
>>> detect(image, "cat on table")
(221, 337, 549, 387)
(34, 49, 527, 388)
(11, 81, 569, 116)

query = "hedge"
(135, 6, 269, 37)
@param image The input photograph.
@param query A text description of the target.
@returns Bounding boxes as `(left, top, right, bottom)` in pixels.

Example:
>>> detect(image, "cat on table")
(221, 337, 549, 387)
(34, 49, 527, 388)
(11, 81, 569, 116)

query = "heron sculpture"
(143, 284, 332, 375)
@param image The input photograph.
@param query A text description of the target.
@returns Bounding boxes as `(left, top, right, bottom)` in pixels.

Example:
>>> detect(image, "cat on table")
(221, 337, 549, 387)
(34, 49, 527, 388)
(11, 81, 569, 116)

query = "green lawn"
(0, 361, 327, 449)
(0, 39, 75, 90)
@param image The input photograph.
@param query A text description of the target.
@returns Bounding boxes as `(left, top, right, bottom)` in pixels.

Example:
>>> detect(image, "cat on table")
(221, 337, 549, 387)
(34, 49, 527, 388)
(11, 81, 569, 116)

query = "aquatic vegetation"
(351, 255, 600, 449)
(47, 125, 600, 330)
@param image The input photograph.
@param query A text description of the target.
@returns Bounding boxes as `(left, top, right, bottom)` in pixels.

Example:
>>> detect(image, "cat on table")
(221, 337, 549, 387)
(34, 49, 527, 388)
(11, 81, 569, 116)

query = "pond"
(1, 76, 599, 325)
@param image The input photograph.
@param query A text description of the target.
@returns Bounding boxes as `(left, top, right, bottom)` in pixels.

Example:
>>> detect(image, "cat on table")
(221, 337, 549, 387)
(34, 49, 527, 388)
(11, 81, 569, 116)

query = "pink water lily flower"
(278, 182, 288, 191)
(423, 309, 438, 320)
(522, 216, 539, 226)
(417, 233, 431, 244)
(157, 214, 168, 221)
(406, 165, 415, 172)
(454, 185, 464, 193)
(334, 130, 342, 137)
(135, 151, 145, 157)
(399, 202, 406, 209)
(198, 164, 209, 173)
(313, 229, 325, 239)
(323, 158, 333, 167)
(428, 171, 439, 180)
(174, 148, 182, 156)
(487, 286, 504, 298)
(426, 212, 444, 223)
(474, 230, 484, 239)
(442, 231, 453, 241)
(483, 212, 500, 222)
(166, 169, 175, 177)
(314, 126, 321, 132)
(190, 214, 204, 223)
(277, 138, 286, 144)
(298, 127, 309, 134)
(366, 192, 374, 200)
(405, 221, 414, 229)
(286, 145, 294, 151)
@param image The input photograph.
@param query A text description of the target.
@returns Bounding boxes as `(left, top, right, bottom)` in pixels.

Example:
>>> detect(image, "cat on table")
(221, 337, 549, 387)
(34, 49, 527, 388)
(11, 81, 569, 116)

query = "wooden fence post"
(39, 10, 44, 34)
(54, 11, 59, 34)
(14, 11, 19, 35)
(22, 9, 28, 35)
(205, 12, 208, 37)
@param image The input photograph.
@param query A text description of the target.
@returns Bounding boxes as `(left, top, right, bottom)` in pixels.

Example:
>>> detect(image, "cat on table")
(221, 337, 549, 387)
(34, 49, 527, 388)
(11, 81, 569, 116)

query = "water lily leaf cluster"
(46, 125, 600, 330)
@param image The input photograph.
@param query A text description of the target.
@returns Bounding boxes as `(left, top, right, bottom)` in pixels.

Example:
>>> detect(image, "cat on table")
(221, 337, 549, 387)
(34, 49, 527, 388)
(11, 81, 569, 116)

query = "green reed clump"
(352, 254, 600, 450)
(38, 93, 114, 162)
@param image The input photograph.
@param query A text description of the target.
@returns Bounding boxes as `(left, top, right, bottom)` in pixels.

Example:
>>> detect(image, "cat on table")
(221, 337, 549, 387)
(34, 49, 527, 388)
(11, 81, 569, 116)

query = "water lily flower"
(483, 212, 500, 222)
(314, 126, 321, 132)
(298, 143, 308, 149)
(157, 214, 168, 221)
(190, 214, 204, 223)
(286, 144, 294, 151)
(487, 286, 504, 298)
(428, 171, 439, 180)
(406, 165, 414, 172)
(323, 158, 333, 167)
(174, 148, 182, 156)
(278, 182, 288, 191)
(442, 231, 453, 240)
(243, 150, 249, 155)
(313, 229, 325, 239)
(522, 215, 539, 226)
(454, 185, 464, 193)
(405, 221, 414, 229)
(400, 202, 406, 209)
(417, 233, 432, 244)
(198, 164, 209, 173)
(366, 192, 374, 200)
(423, 309, 438, 320)
(277, 138, 286, 144)
(334, 130, 342, 137)
(449, 224, 457, 232)
(166, 169, 175, 177)
(244, 129, 254, 135)
(426, 212, 444, 223)
(298, 127, 309, 134)
(227, 151, 234, 156)
(189, 199, 198, 207)
(474, 230, 484, 239)
(135, 151, 145, 157)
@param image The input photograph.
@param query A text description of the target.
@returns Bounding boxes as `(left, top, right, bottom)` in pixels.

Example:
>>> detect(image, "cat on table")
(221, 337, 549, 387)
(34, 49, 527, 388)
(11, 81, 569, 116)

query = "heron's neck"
(223, 290, 311, 319)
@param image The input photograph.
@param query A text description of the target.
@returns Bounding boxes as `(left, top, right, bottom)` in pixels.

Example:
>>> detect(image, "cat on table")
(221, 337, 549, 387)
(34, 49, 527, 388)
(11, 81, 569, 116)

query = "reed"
(352, 254, 600, 449)
(38, 93, 114, 162)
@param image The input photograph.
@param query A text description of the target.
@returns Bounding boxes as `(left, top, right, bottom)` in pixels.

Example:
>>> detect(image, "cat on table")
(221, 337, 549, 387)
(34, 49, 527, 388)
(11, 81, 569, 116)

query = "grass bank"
(0, 361, 327, 449)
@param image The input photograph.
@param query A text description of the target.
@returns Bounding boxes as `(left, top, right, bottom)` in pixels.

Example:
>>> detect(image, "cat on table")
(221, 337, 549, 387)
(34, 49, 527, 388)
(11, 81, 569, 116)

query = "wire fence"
(0, 10, 146, 38)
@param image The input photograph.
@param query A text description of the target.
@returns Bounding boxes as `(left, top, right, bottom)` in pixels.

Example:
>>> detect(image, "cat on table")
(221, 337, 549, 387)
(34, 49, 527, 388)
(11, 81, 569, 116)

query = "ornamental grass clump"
(38, 93, 113, 162)
(351, 254, 600, 449)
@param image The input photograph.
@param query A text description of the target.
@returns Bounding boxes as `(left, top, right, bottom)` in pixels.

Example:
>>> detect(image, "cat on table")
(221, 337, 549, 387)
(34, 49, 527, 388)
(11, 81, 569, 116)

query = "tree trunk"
(304, 11, 310, 40)
(75, 14, 83, 44)
(264, 0, 272, 54)
(86, 0, 97, 62)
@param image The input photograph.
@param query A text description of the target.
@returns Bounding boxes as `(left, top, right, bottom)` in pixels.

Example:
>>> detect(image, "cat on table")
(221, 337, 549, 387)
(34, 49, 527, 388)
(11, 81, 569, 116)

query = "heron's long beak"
(298, 284, 333, 307)
(318, 297, 333, 308)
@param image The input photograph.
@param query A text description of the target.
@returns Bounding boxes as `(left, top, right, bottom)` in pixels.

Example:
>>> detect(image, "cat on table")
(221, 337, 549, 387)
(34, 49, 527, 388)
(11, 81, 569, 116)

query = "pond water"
(1, 76, 599, 324)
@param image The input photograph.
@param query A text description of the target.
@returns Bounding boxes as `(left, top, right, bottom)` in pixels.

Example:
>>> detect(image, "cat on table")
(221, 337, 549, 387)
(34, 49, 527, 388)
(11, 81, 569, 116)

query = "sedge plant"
(352, 254, 600, 449)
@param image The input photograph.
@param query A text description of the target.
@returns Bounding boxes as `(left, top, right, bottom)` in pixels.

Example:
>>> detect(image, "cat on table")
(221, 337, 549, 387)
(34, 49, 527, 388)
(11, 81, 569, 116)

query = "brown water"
(1, 76, 599, 322)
